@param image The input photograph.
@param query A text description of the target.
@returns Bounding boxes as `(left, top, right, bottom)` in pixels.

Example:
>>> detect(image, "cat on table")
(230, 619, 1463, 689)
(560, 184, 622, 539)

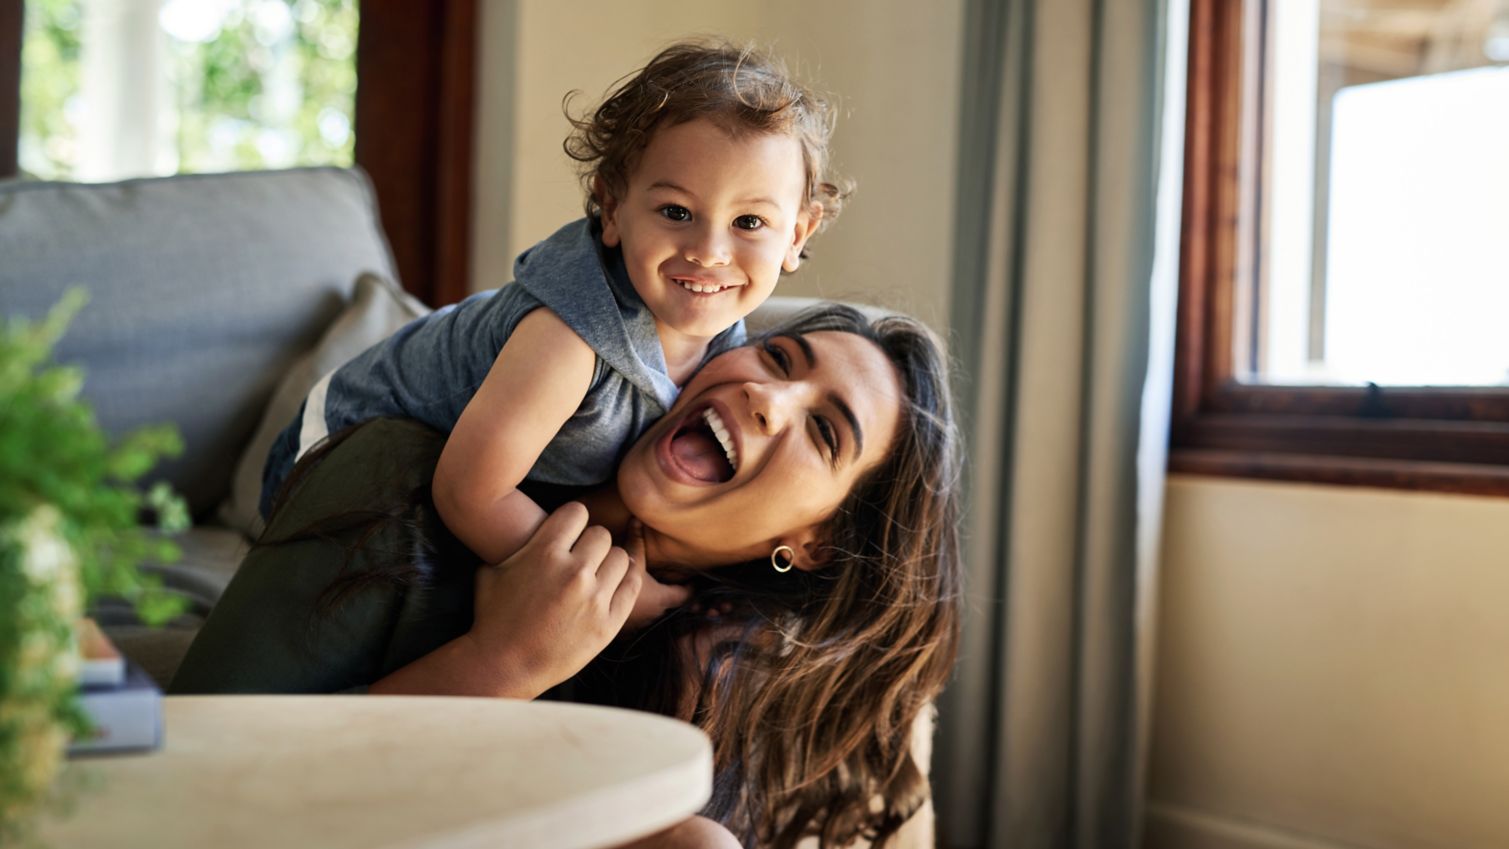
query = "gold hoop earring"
(771, 544, 795, 573)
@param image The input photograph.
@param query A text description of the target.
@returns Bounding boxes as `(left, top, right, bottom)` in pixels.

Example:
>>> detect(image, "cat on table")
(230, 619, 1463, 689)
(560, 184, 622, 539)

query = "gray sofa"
(1, 167, 404, 679)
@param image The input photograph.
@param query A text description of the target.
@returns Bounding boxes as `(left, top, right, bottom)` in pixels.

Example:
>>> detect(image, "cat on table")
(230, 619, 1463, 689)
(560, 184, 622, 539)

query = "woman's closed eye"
(760, 338, 837, 463)
(812, 415, 839, 466)
(762, 340, 791, 374)
(658, 205, 692, 222)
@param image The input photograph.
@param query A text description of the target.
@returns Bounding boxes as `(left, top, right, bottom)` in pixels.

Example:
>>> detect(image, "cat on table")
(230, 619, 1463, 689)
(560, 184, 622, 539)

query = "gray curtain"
(932, 0, 1187, 846)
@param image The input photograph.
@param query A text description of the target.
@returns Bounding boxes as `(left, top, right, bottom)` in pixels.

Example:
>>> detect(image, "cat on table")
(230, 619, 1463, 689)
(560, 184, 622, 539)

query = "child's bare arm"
(433, 308, 595, 564)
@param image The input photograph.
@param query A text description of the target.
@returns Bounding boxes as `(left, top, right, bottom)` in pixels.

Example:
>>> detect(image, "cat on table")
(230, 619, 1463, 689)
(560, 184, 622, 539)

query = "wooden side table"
(36, 695, 713, 849)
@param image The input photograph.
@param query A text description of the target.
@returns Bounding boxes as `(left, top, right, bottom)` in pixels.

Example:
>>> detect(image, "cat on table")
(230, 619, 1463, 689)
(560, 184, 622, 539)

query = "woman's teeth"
(703, 408, 738, 472)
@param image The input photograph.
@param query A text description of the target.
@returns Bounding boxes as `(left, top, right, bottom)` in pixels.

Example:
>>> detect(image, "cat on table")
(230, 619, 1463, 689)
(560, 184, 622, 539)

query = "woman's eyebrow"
(777, 334, 864, 463)
(779, 333, 816, 366)
(833, 396, 864, 463)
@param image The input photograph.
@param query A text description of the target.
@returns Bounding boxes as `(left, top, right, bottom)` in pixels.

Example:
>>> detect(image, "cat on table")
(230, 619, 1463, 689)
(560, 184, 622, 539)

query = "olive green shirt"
(171, 418, 478, 694)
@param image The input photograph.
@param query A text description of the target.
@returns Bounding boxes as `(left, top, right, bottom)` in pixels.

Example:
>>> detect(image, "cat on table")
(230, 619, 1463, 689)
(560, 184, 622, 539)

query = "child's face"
(600, 118, 821, 345)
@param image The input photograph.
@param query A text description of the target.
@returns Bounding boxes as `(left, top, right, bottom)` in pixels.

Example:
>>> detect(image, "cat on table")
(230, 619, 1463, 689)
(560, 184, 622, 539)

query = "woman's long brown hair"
(584, 304, 963, 847)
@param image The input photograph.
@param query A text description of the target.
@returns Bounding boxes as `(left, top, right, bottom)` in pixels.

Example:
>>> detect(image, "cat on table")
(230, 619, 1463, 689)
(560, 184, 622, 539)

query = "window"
(19, 0, 356, 182)
(1172, 0, 1509, 495)
(3, 0, 481, 308)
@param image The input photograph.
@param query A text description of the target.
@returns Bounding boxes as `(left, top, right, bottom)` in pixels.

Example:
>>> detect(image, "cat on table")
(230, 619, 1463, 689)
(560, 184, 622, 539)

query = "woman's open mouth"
(665, 406, 739, 483)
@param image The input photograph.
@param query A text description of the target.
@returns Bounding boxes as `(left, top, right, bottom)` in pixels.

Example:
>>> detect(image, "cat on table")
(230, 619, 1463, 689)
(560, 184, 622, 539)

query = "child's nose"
(684, 224, 731, 267)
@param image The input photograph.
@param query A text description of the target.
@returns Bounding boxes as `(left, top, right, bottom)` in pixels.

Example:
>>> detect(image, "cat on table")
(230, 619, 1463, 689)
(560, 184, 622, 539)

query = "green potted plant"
(0, 292, 187, 843)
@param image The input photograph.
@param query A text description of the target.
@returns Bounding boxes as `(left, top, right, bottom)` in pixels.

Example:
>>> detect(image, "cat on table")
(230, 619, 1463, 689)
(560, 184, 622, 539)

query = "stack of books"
(68, 618, 163, 755)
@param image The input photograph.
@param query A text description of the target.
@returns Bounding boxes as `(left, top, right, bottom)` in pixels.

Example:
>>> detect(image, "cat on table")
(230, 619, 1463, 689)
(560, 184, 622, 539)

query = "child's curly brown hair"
(563, 38, 852, 240)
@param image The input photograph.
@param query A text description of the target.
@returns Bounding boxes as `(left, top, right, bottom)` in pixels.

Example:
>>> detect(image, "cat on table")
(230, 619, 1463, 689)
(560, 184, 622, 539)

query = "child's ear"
(596, 176, 622, 248)
(783, 203, 824, 273)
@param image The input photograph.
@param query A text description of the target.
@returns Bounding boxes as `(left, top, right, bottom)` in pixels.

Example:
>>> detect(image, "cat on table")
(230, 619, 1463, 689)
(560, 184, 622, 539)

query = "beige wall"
(471, 0, 964, 332)
(1148, 476, 1509, 849)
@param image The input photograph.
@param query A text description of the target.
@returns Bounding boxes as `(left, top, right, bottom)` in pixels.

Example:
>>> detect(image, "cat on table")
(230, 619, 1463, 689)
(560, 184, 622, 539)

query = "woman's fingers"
(595, 544, 632, 597)
(466, 501, 638, 694)
(467, 505, 693, 695)
(623, 518, 647, 566)
(619, 519, 691, 629)
(529, 501, 614, 569)
(628, 574, 692, 624)
(599, 518, 643, 578)
(532, 500, 591, 555)
(606, 520, 645, 618)
(609, 550, 646, 623)
(570, 524, 614, 566)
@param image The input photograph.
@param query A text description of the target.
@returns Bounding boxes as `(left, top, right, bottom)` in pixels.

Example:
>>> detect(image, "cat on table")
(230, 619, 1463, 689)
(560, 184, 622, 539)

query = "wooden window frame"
(1, 0, 476, 308)
(1171, 0, 1509, 497)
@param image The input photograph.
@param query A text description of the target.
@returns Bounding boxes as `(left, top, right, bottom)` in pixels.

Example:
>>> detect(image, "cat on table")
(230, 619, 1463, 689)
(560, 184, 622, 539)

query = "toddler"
(261, 39, 848, 569)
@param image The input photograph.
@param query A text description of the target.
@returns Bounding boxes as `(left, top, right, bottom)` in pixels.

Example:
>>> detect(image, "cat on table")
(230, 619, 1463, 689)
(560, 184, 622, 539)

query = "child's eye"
(762, 340, 790, 374)
(734, 215, 766, 231)
(659, 205, 691, 222)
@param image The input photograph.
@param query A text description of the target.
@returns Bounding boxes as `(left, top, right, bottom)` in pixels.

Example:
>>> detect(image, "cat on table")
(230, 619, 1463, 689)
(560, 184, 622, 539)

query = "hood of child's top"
(511, 217, 679, 412)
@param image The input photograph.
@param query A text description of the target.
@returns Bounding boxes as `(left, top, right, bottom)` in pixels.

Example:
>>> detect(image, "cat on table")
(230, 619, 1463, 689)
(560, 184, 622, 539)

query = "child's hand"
(623, 518, 692, 632)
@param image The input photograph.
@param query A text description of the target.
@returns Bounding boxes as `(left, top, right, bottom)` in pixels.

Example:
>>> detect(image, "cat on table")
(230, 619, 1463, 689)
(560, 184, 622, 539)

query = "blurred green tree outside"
(19, 0, 357, 179)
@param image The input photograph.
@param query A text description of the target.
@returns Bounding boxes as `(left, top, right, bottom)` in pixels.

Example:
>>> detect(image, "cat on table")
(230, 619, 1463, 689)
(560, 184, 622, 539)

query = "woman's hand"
(625, 519, 694, 631)
(371, 504, 691, 699)
(464, 501, 643, 695)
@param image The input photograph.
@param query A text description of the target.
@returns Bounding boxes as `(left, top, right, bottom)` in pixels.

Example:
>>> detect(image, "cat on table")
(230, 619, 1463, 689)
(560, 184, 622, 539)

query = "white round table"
(36, 695, 713, 849)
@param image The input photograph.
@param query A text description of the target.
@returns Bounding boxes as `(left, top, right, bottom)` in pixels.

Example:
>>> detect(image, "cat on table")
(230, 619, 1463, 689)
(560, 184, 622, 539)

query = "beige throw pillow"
(217, 272, 431, 537)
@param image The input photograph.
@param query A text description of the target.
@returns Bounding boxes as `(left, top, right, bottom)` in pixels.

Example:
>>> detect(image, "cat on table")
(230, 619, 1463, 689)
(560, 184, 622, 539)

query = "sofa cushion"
(0, 167, 399, 518)
(218, 272, 430, 537)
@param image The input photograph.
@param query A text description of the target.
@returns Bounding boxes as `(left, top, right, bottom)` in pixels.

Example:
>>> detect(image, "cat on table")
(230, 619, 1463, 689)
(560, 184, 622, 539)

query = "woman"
(172, 305, 961, 848)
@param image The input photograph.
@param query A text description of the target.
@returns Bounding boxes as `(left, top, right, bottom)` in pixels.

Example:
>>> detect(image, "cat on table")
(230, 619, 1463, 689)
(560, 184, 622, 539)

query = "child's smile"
(599, 117, 820, 358)
(669, 273, 741, 295)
